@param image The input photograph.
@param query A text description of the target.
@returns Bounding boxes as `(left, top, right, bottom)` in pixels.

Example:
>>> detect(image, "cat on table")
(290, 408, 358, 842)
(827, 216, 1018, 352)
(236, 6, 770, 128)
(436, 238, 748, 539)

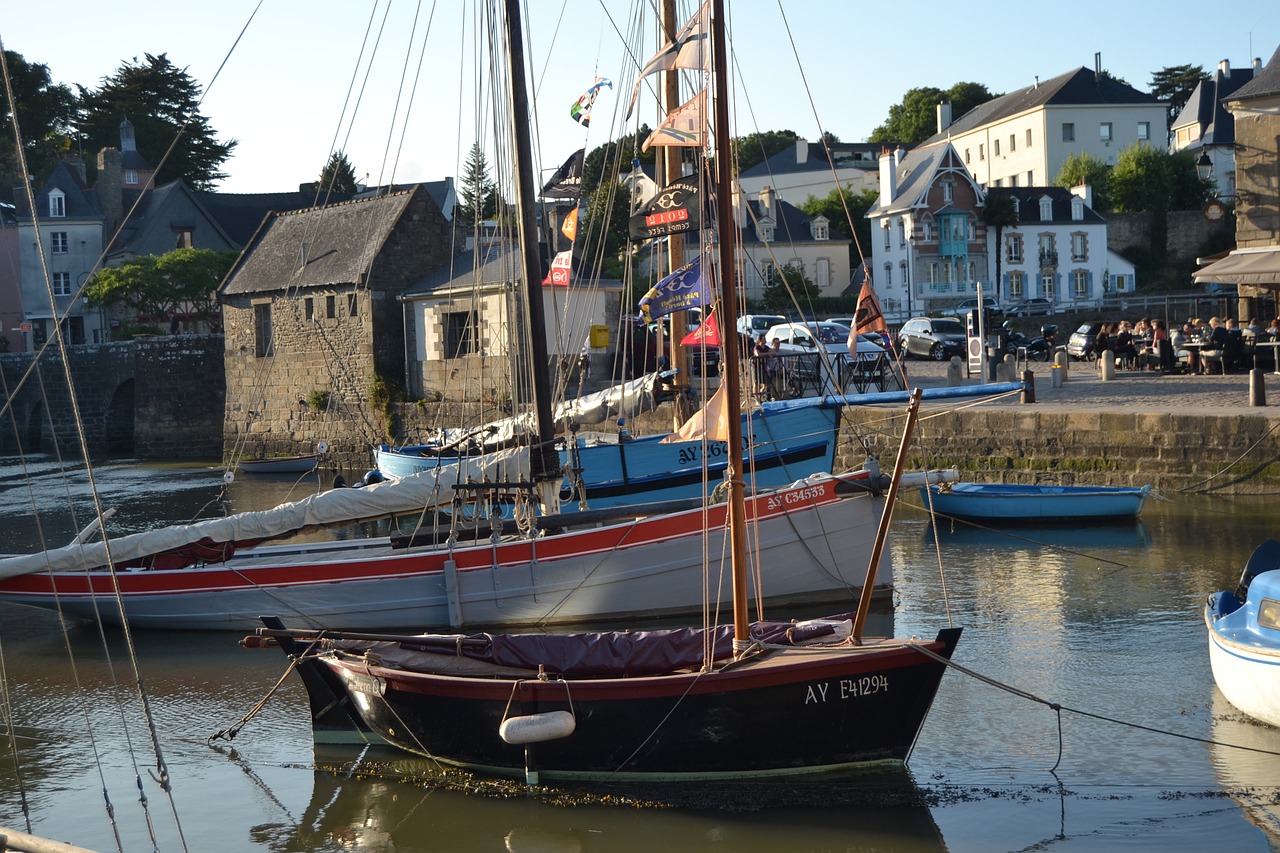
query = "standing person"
(752, 333, 770, 394)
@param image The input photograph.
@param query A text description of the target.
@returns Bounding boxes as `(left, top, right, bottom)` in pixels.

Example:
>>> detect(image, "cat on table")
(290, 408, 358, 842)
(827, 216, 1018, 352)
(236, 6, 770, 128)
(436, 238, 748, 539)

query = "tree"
(0, 50, 78, 189)
(733, 129, 799, 175)
(801, 185, 878, 268)
(761, 263, 818, 312)
(581, 126, 654, 197)
(578, 179, 631, 282)
(869, 82, 998, 144)
(316, 150, 358, 196)
(456, 143, 499, 225)
(1053, 152, 1112, 212)
(981, 191, 1019, 295)
(84, 247, 238, 333)
(76, 53, 235, 190)
(1149, 64, 1204, 122)
(1111, 143, 1213, 254)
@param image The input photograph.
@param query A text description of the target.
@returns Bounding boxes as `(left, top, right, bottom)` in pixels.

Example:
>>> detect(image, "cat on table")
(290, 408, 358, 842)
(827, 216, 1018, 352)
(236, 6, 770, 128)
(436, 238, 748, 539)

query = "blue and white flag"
(638, 257, 710, 322)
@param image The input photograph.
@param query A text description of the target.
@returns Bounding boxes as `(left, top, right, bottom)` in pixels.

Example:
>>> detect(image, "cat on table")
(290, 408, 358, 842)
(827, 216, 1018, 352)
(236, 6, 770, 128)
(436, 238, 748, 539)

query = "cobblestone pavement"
(897, 355, 1279, 417)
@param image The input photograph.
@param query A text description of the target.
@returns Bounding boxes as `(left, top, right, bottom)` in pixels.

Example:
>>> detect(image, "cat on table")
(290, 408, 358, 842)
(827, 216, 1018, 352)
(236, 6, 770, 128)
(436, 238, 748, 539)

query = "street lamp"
(1196, 150, 1213, 181)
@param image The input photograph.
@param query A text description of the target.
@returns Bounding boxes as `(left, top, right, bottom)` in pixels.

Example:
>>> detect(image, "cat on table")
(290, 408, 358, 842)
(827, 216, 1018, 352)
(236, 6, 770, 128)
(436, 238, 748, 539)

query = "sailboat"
(254, 0, 959, 780)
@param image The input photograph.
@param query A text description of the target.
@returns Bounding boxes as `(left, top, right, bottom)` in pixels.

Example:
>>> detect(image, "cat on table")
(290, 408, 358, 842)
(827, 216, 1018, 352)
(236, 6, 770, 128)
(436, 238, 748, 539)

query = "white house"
(1171, 57, 1264, 200)
(735, 186, 851, 301)
(737, 138, 892, 203)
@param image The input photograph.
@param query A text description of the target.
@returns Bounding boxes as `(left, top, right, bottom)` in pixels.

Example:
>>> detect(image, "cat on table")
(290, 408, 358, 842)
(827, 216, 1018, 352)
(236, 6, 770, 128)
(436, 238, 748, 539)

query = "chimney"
(795, 138, 808, 165)
(1218, 59, 1230, 76)
(1069, 183, 1093, 209)
(1254, 57, 1263, 71)
(96, 148, 123, 234)
(1094, 52, 1102, 83)
(936, 102, 952, 134)
(759, 185, 774, 218)
(878, 149, 898, 208)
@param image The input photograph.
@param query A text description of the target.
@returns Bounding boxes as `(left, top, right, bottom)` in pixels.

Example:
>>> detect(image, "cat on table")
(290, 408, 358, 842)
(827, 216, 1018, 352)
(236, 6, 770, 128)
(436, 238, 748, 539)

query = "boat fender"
(316, 441, 330, 454)
(789, 618, 852, 645)
(499, 710, 576, 744)
(359, 470, 386, 487)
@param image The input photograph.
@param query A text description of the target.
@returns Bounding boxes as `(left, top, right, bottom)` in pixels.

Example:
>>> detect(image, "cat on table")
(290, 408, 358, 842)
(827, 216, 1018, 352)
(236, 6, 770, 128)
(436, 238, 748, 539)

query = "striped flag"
(643, 90, 705, 151)
(625, 1, 710, 118)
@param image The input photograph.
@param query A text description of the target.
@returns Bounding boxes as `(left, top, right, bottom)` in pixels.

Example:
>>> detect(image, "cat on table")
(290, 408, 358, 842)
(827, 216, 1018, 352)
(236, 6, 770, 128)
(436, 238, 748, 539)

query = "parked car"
(941, 297, 1003, 319)
(1066, 323, 1102, 360)
(764, 321, 889, 394)
(737, 313, 787, 338)
(621, 314, 719, 376)
(1007, 298, 1055, 316)
(897, 316, 967, 360)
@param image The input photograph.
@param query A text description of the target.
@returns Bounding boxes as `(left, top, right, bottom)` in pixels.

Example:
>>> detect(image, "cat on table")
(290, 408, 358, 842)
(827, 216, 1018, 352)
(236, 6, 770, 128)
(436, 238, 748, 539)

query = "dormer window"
(811, 216, 829, 241)
(1071, 197, 1084, 221)
(1039, 197, 1053, 222)
(48, 190, 65, 218)
(759, 220, 774, 242)
(124, 169, 138, 185)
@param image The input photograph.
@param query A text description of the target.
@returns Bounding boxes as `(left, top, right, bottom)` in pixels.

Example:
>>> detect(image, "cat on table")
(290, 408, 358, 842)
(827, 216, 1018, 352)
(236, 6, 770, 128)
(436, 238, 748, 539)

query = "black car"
(897, 316, 967, 360)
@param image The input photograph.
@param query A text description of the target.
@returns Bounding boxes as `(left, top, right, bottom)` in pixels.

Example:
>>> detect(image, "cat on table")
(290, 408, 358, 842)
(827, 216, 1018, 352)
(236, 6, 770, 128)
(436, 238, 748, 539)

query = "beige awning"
(1193, 246, 1280, 286)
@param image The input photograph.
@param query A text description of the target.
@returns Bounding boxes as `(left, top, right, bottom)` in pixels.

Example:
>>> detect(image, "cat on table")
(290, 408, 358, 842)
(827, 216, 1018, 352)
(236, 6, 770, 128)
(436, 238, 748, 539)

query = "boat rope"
(910, 644, 1280, 767)
(610, 668, 712, 774)
(208, 658, 301, 743)
(0, 638, 32, 835)
(1174, 418, 1280, 494)
(910, 508, 1135, 569)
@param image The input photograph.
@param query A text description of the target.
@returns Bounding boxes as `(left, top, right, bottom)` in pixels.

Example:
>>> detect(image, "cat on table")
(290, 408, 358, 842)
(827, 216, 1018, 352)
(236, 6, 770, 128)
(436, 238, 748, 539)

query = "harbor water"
(1, 455, 1279, 852)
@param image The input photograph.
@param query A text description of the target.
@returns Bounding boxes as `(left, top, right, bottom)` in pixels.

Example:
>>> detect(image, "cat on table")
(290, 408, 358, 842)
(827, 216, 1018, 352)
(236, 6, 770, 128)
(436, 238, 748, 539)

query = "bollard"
(1054, 349, 1069, 374)
(946, 356, 964, 386)
(1051, 364, 1064, 388)
(1021, 369, 1036, 404)
(1250, 368, 1267, 407)
(1099, 349, 1117, 381)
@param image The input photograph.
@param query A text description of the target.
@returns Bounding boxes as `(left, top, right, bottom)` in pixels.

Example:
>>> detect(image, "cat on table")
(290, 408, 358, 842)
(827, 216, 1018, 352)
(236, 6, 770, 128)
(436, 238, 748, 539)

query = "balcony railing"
(1039, 250, 1058, 268)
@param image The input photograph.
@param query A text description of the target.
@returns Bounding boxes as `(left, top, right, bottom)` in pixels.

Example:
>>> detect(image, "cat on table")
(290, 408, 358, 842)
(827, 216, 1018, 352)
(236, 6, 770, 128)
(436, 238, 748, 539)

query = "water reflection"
(1210, 691, 1280, 846)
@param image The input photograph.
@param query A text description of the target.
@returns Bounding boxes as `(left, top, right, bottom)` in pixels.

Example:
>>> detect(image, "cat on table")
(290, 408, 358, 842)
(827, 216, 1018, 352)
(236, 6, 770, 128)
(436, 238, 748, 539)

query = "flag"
(542, 149, 584, 199)
(561, 206, 579, 242)
(543, 251, 572, 286)
(625, 0, 710, 118)
(847, 281, 887, 350)
(628, 176, 701, 240)
(680, 304, 720, 346)
(638, 257, 710, 323)
(570, 77, 612, 127)
(660, 383, 729, 443)
(643, 90, 705, 152)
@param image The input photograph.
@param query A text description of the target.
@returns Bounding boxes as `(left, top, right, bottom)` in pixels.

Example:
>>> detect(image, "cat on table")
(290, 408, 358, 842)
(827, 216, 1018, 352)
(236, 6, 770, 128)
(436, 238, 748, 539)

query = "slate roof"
(738, 141, 896, 179)
(921, 67, 1161, 145)
(1229, 44, 1280, 101)
(867, 140, 960, 216)
(741, 196, 845, 245)
(1172, 63, 1259, 146)
(403, 242, 525, 297)
(985, 186, 1106, 226)
(18, 159, 103, 221)
(195, 190, 331, 247)
(220, 188, 419, 296)
(112, 181, 236, 253)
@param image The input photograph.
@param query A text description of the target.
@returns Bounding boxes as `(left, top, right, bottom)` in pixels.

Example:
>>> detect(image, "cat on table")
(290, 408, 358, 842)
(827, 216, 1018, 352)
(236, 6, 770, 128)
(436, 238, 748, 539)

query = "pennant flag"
(638, 257, 710, 323)
(626, 0, 710, 118)
(847, 281, 887, 351)
(628, 176, 701, 241)
(561, 206, 579, 242)
(570, 78, 612, 127)
(680, 304, 720, 347)
(643, 90, 706, 152)
(542, 149, 584, 199)
(543, 251, 573, 286)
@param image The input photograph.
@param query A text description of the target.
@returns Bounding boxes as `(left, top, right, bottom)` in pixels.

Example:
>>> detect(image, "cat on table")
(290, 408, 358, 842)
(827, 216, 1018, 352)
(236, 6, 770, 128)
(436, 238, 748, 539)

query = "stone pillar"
(1100, 350, 1117, 381)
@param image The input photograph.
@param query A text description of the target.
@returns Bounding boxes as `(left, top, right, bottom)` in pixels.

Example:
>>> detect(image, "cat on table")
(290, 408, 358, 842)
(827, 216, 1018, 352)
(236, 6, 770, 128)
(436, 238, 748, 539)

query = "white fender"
(499, 710, 576, 744)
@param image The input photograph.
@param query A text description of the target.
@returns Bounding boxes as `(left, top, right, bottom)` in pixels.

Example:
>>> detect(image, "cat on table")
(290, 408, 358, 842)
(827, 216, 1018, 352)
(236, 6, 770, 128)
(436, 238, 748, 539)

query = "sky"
(3, 1, 1279, 196)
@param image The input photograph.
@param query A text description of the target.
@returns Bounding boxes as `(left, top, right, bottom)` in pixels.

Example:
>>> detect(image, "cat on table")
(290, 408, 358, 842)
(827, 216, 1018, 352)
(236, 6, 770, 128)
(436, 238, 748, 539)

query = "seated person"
(1199, 317, 1229, 374)
(1223, 318, 1246, 370)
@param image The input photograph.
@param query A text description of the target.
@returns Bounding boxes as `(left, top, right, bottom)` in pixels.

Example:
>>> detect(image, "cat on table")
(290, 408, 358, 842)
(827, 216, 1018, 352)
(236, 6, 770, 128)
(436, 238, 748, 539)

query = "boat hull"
(1206, 586, 1280, 728)
(239, 454, 320, 474)
(0, 472, 890, 631)
(375, 406, 839, 510)
(320, 628, 961, 779)
(921, 482, 1151, 521)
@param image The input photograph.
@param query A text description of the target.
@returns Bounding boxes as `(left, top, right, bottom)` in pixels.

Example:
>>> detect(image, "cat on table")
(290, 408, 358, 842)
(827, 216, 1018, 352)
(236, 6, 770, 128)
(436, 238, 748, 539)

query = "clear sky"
(3, 1, 1278, 195)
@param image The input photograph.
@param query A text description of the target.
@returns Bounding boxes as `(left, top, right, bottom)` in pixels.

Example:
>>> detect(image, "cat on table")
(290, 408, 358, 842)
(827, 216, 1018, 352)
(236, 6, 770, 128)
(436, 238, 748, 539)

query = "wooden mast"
(504, 0, 561, 501)
(662, 0, 691, 428)
(707, 0, 750, 647)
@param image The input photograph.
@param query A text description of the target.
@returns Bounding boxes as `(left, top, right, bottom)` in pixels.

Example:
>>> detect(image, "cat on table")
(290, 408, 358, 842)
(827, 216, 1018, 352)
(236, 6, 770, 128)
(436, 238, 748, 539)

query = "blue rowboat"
(1206, 539, 1280, 728)
(239, 453, 320, 474)
(920, 481, 1152, 521)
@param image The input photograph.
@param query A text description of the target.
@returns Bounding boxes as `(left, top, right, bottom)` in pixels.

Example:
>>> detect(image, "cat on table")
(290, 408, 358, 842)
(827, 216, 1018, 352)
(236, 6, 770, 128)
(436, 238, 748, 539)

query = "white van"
(737, 314, 787, 338)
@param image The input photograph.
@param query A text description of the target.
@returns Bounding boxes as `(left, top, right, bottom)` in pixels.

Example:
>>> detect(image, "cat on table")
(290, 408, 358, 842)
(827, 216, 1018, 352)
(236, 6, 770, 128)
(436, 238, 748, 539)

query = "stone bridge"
(0, 335, 225, 459)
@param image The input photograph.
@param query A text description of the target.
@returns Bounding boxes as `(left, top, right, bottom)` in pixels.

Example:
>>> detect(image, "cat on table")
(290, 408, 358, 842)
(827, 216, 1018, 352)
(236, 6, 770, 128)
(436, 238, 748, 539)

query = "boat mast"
(504, 0, 562, 497)
(662, 0, 691, 428)
(708, 0, 750, 647)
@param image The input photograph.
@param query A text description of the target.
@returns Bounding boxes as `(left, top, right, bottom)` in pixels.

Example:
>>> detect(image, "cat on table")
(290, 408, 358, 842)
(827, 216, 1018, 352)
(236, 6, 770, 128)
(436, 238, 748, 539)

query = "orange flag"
(561, 207, 579, 242)
(680, 305, 721, 346)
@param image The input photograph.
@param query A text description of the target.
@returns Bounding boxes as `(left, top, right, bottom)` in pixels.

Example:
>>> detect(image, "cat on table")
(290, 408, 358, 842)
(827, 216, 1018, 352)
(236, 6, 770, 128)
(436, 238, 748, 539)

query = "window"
(1009, 133, 1016, 152)
(1100, 122, 1112, 141)
(927, 262, 939, 284)
(326, 294, 336, 319)
(1027, 171, 1034, 185)
(898, 217, 906, 247)
(942, 181, 953, 203)
(1073, 269, 1089, 296)
(811, 218, 829, 240)
(760, 260, 775, 287)
(899, 261, 909, 289)
(348, 293, 358, 317)
(1062, 123, 1075, 142)
(978, 143, 985, 161)
(1071, 233, 1087, 261)
(1138, 121, 1150, 141)
(1009, 271, 1025, 299)
(1010, 175, 1019, 187)
(1044, 274, 1056, 301)
(443, 310, 479, 358)
(993, 139, 1001, 156)
(51, 232, 68, 254)
(1113, 273, 1128, 293)
(883, 263, 892, 287)
(254, 303, 273, 358)
(882, 224, 891, 250)
(1040, 197, 1053, 222)
(1071, 197, 1084, 221)
(967, 261, 977, 283)
(922, 221, 932, 242)
(1026, 129, 1033, 147)
(964, 148, 970, 163)
(1039, 234, 1057, 266)
(173, 228, 193, 248)
(760, 222, 775, 242)
(815, 258, 830, 288)
(1008, 233, 1024, 263)
(124, 169, 138, 185)
(305, 297, 314, 321)
(52, 272, 71, 296)
(48, 190, 65, 218)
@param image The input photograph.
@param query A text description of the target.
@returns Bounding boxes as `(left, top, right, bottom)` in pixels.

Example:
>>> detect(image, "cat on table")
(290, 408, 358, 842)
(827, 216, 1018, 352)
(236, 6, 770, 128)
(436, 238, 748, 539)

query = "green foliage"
(578, 180, 631, 279)
(76, 53, 235, 190)
(84, 247, 237, 329)
(316, 150, 358, 196)
(456, 143, 499, 225)
(801, 185, 878, 267)
(1149, 64, 1204, 120)
(761, 263, 818, 312)
(305, 389, 330, 412)
(869, 82, 998, 144)
(0, 50, 77, 188)
(581, 126, 654, 197)
(981, 191, 1020, 290)
(733, 130, 799, 175)
(367, 372, 398, 440)
(1053, 152, 1112, 212)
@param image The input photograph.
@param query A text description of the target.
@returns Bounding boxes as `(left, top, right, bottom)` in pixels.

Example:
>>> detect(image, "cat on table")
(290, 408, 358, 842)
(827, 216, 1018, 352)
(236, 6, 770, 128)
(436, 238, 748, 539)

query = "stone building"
(218, 186, 453, 462)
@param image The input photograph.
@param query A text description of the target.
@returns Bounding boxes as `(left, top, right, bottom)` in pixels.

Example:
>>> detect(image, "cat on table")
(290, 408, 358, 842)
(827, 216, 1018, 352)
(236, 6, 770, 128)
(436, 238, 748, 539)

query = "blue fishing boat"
(920, 481, 1152, 521)
(1206, 539, 1280, 728)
